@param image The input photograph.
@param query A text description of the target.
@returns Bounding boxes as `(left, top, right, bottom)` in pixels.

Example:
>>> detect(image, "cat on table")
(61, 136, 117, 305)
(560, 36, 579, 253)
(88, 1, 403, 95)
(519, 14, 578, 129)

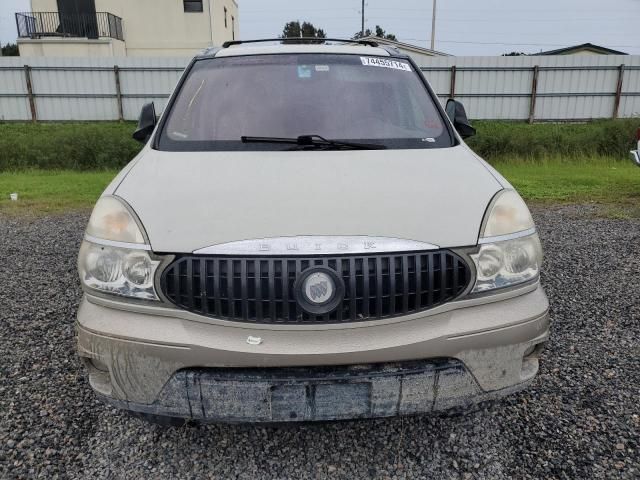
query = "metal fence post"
(114, 65, 124, 121)
(449, 65, 456, 98)
(612, 64, 625, 119)
(528, 65, 539, 124)
(24, 65, 37, 122)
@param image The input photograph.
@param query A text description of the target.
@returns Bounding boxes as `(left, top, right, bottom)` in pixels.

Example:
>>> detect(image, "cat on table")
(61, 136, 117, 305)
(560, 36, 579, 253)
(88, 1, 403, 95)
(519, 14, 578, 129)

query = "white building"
(17, 0, 239, 57)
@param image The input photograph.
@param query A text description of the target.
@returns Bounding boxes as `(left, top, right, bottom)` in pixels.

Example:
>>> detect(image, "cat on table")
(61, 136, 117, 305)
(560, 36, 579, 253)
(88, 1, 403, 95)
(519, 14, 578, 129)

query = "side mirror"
(445, 99, 476, 139)
(132, 102, 157, 143)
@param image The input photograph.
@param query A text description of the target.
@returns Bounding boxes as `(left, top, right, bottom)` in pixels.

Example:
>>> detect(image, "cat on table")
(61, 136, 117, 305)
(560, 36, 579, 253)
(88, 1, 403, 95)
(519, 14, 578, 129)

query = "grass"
(494, 157, 639, 202)
(467, 119, 640, 160)
(1, 157, 638, 217)
(0, 118, 638, 216)
(0, 119, 638, 170)
(0, 170, 117, 215)
(0, 122, 140, 170)
(494, 157, 640, 218)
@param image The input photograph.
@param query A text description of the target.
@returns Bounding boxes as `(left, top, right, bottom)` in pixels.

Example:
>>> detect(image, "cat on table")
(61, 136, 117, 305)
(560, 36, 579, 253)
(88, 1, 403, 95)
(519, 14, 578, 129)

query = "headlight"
(86, 196, 146, 244)
(471, 190, 542, 293)
(78, 241, 160, 300)
(80, 195, 160, 300)
(471, 233, 542, 293)
(482, 190, 534, 238)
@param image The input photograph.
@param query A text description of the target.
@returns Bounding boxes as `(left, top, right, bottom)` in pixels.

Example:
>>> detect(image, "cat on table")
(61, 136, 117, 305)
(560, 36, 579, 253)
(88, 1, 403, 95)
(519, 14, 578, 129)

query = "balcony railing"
(15, 12, 124, 42)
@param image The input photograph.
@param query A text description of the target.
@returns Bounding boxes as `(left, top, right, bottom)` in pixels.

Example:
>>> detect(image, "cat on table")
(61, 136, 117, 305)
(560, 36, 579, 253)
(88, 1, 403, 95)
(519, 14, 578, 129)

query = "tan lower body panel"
(77, 285, 549, 421)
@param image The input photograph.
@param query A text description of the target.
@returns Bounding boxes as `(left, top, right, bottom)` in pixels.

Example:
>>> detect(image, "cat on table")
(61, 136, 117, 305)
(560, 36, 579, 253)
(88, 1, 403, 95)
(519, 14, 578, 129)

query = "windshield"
(157, 53, 453, 151)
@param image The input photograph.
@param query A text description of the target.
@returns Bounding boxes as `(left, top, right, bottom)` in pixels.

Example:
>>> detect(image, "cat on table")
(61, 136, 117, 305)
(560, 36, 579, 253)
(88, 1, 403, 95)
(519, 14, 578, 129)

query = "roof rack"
(221, 38, 380, 49)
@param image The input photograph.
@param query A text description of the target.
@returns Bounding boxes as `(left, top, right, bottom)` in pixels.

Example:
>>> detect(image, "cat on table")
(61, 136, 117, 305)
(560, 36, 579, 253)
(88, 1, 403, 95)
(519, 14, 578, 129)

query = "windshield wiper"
(241, 135, 386, 150)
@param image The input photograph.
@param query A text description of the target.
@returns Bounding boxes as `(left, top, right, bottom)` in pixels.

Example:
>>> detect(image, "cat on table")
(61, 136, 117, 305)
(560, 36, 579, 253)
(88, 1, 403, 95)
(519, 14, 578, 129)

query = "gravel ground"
(1, 205, 638, 479)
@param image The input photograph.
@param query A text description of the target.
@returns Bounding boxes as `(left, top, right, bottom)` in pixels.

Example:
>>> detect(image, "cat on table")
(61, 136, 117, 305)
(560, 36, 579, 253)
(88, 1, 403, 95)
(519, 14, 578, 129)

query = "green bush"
(0, 122, 142, 170)
(466, 119, 640, 162)
(0, 119, 638, 171)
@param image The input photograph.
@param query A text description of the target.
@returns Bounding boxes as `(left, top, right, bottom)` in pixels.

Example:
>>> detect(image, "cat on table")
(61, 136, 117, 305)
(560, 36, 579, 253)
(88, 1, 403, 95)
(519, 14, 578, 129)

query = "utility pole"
(361, 0, 365, 36)
(207, 0, 214, 46)
(430, 0, 437, 50)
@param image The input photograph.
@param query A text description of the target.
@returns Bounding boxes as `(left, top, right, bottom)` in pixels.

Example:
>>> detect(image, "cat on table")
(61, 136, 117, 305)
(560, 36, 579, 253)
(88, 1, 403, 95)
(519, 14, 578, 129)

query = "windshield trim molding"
(152, 56, 197, 151)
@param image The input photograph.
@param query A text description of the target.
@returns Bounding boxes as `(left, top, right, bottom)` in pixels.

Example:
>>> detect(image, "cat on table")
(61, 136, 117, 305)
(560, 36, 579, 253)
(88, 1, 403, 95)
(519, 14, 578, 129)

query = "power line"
(242, 6, 635, 15)
(399, 38, 640, 49)
(242, 15, 636, 24)
(370, 16, 632, 23)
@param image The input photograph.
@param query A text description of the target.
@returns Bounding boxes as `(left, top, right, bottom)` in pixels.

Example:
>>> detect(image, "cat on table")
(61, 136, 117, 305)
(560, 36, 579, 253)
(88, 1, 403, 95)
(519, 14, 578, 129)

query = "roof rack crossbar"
(221, 38, 379, 49)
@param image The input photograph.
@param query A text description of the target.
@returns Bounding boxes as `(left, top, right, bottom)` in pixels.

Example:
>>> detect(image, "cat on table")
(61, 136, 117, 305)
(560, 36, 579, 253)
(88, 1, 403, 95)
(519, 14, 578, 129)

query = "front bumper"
(94, 358, 543, 423)
(77, 284, 549, 422)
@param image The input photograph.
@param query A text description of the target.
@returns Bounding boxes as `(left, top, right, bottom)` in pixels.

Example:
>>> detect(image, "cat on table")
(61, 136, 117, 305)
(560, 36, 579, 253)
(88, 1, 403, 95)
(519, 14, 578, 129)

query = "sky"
(2, 0, 639, 55)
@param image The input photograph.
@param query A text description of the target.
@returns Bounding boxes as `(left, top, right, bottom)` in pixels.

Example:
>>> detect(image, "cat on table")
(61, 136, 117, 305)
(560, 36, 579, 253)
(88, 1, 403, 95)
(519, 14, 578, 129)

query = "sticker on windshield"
(297, 65, 312, 78)
(360, 57, 412, 72)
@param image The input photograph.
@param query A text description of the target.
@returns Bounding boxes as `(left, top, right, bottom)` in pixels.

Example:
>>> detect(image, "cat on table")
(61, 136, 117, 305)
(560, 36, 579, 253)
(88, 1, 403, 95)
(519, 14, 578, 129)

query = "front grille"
(161, 251, 471, 324)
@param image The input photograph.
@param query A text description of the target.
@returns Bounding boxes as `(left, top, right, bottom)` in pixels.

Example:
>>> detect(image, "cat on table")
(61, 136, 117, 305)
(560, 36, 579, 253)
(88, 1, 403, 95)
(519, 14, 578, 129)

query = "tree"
(281, 21, 326, 44)
(1, 43, 19, 56)
(353, 25, 397, 41)
(502, 51, 526, 56)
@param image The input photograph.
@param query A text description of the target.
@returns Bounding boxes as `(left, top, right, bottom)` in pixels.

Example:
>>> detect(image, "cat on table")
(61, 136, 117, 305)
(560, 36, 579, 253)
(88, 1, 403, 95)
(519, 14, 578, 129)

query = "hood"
(114, 146, 503, 253)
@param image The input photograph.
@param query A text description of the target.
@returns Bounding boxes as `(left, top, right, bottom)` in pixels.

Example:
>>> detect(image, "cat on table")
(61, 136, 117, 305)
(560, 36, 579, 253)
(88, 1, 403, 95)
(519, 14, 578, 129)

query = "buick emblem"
(303, 272, 334, 304)
(294, 267, 344, 315)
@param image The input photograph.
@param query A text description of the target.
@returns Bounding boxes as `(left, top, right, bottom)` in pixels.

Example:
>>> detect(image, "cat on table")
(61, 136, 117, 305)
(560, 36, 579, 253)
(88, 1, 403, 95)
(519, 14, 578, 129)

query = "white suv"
(76, 39, 549, 424)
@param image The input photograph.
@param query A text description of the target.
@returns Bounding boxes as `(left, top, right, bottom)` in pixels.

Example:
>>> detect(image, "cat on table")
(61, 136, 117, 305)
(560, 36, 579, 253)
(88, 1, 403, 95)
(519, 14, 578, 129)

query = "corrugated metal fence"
(421, 55, 640, 121)
(0, 57, 187, 122)
(0, 55, 639, 122)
